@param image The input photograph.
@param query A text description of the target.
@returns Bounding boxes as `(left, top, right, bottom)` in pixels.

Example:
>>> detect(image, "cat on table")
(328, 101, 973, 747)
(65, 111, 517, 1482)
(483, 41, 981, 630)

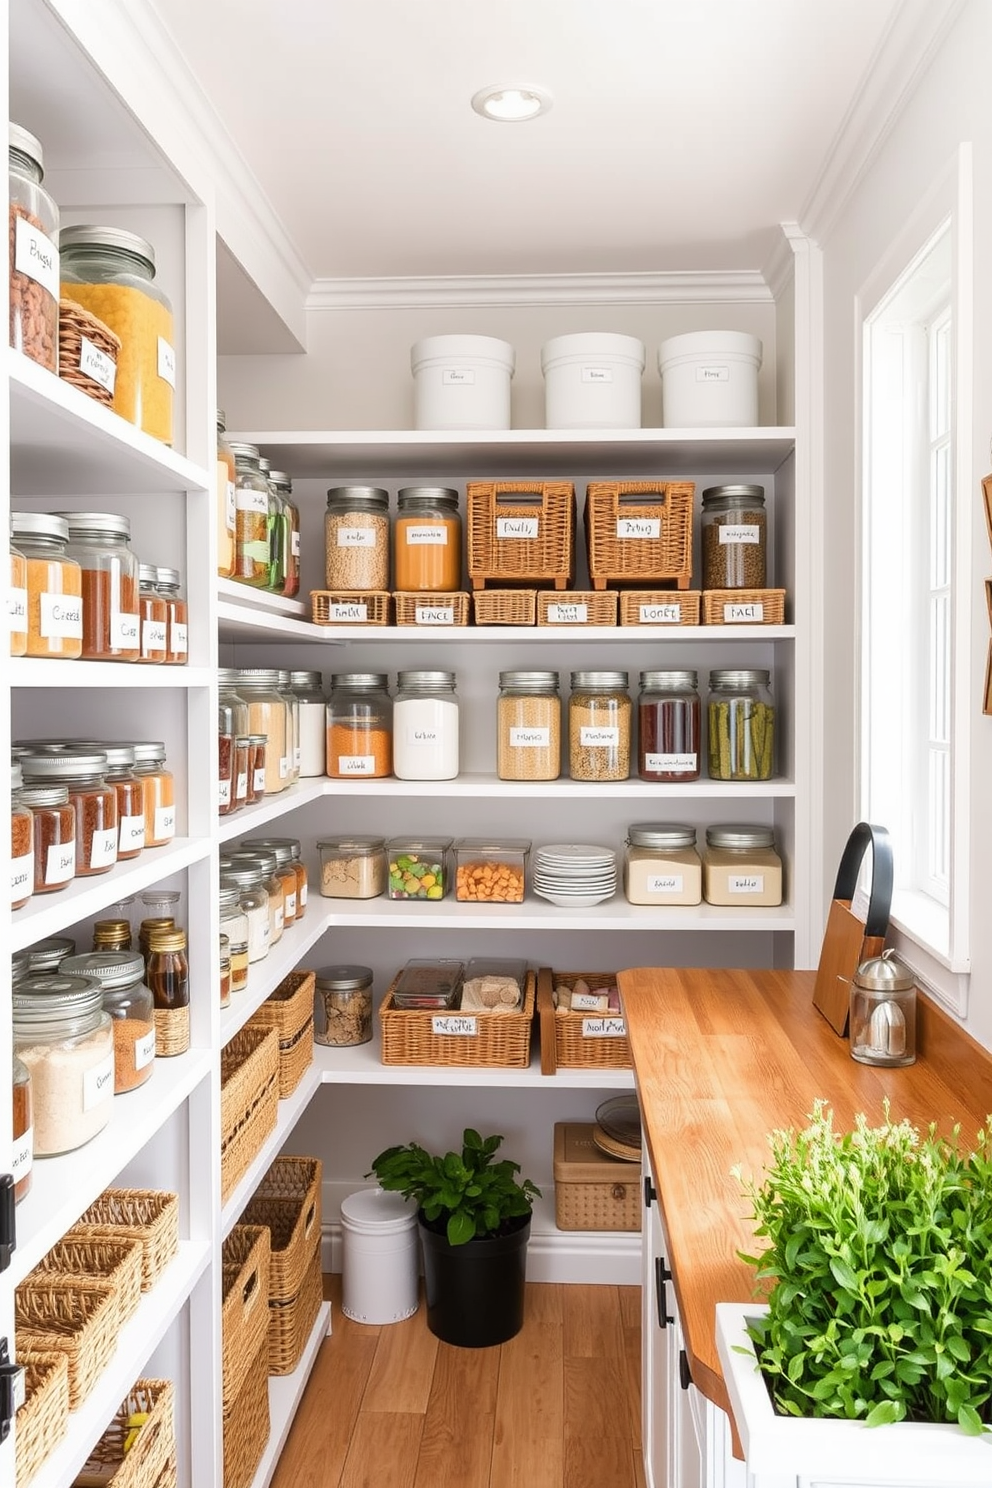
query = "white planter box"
(715, 1303, 992, 1488)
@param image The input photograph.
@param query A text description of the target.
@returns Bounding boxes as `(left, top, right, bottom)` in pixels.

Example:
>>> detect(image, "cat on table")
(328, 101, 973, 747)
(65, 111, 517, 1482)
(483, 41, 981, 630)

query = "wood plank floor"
(271, 1276, 644, 1488)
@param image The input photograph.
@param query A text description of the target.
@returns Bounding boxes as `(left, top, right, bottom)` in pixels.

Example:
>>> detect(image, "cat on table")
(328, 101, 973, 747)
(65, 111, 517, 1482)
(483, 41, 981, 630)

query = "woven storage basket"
(73, 1378, 176, 1488)
(222, 1338, 270, 1488)
(619, 589, 701, 627)
(553, 1123, 641, 1232)
(241, 1155, 322, 1303)
(467, 481, 575, 590)
(310, 590, 391, 626)
(71, 1189, 179, 1291)
(150, 1457, 178, 1488)
(536, 968, 631, 1072)
(267, 1243, 323, 1376)
(379, 970, 536, 1068)
(15, 1351, 68, 1488)
(472, 588, 536, 626)
(247, 969, 315, 1098)
(15, 1277, 118, 1410)
(31, 1233, 143, 1324)
(220, 1024, 280, 1202)
(701, 587, 786, 625)
(393, 591, 470, 627)
(222, 1225, 271, 1407)
(584, 480, 695, 590)
(536, 590, 618, 627)
(58, 296, 121, 408)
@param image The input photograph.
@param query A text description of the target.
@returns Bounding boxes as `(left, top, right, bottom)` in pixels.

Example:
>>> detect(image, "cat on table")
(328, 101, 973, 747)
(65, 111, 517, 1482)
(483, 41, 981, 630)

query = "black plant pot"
(419, 1211, 531, 1347)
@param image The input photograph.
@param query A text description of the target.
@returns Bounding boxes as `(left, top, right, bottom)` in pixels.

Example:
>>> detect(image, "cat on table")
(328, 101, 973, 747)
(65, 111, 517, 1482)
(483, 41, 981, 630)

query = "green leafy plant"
(735, 1100, 992, 1433)
(368, 1128, 541, 1247)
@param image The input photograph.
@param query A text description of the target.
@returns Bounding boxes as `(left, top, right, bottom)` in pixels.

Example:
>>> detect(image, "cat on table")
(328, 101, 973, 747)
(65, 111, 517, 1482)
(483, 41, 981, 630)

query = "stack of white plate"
(532, 843, 617, 908)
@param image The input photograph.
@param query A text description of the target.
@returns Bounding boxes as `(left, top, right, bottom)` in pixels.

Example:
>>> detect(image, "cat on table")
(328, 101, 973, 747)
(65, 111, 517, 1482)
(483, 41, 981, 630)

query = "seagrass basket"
(584, 480, 694, 590)
(247, 969, 315, 1098)
(222, 1337, 270, 1488)
(700, 587, 786, 625)
(241, 1155, 322, 1303)
(393, 591, 470, 627)
(15, 1350, 68, 1487)
(15, 1277, 118, 1409)
(379, 970, 536, 1067)
(472, 588, 537, 626)
(30, 1233, 144, 1324)
(266, 1244, 323, 1375)
(310, 589, 391, 626)
(220, 1024, 280, 1202)
(73, 1378, 176, 1488)
(536, 968, 631, 1072)
(618, 589, 701, 627)
(467, 481, 575, 590)
(222, 1225, 271, 1406)
(536, 590, 618, 627)
(69, 1188, 179, 1292)
(58, 296, 121, 407)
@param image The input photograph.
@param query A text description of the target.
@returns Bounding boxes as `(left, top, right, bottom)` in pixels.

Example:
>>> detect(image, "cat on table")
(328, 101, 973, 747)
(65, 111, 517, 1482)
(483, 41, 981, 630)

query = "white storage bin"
(658, 330, 762, 427)
(340, 1187, 420, 1324)
(541, 332, 645, 429)
(411, 334, 515, 430)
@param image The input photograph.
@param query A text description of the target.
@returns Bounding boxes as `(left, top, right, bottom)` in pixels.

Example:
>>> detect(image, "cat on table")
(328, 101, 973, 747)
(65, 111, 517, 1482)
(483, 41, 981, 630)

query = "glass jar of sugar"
(624, 824, 701, 906)
(13, 975, 115, 1155)
(701, 824, 783, 906)
(393, 670, 459, 780)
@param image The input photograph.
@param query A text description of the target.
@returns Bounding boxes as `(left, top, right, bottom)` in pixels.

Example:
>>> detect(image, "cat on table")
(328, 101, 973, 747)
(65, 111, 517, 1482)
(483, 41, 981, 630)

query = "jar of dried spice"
(701, 485, 767, 590)
(568, 671, 631, 781)
(219, 882, 250, 994)
(10, 511, 83, 659)
(9, 122, 59, 372)
(393, 487, 462, 592)
(246, 735, 268, 803)
(12, 1052, 33, 1202)
(10, 533, 28, 655)
(313, 965, 374, 1047)
(276, 670, 300, 783)
(326, 672, 392, 779)
(216, 410, 236, 580)
(497, 670, 561, 781)
(219, 671, 250, 815)
(233, 736, 251, 811)
(227, 849, 285, 945)
(236, 671, 290, 792)
(146, 925, 189, 1056)
(706, 669, 776, 780)
(156, 567, 188, 664)
(58, 511, 140, 662)
(11, 761, 34, 910)
(60, 950, 156, 1094)
(221, 863, 270, 963)
(20, 749, 118, 876)
(13, 975, 115, 1155)
(219, 934, 231, 1009)
(129, 740, 176, 845)
(637, 670, 701, 782)
(137, 563, 168, 663)
(230, 443, 271, 587)
(269, 470, 301, 598)
(237, 837, 301, 925)
(324, 487, 390, 591)
(101, 744, 145, 860)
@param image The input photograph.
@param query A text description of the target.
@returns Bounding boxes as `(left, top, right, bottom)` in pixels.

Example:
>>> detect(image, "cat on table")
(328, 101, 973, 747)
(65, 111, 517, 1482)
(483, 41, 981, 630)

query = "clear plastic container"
(568, 671, 631, 781)
(701, 824, 783, 906)
(461, 957, 528, 1012)
(453, 838, 530, 903)
(10, 122, 59, 371)
(313, 965, 374, 1046)
(20, 749, 118, 876)
(318, 835, 387, 899)
(230, 443, 271, 587)
(10, 511, 83, 659)
(497, 671, 561, 782)
(393, 486, 461, 592)
(325, 672, 392, 780)
(637, 670, 701, 782)
(13, 975, 115, 1154)
(137, 562, 168, 664)
(216, 410, 236, 580)
(60, 950, 155, 1093)
(391, 959, 464, 1009)
(393, 670, 459, 780)
(386, 837, 452, 900)
(324, 487, 390, 591)
(707, 669, 776, 781)
(59, 511, 140, 662)
(11, 761, 33, 910)
(624, 823, 702, 905)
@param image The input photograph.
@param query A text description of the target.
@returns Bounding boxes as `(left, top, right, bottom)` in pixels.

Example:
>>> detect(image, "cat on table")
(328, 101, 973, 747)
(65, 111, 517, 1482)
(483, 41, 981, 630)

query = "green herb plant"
(368, 1127, 541, 1247)
(735, 1100, 992, 1433)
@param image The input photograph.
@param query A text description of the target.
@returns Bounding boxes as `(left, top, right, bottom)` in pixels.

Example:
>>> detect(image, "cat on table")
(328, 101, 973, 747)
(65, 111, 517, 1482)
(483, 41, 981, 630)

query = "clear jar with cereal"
(313, 965, 374, 1047)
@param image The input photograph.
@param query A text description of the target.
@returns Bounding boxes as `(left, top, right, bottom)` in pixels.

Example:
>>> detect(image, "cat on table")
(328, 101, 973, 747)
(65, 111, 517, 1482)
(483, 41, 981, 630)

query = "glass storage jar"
(497, 671, 561, 782)
(221, 863, 270, 963)
(11, 761, 34, 910)
(234, 736, 251, 811)
(20, 749, 118, 875)
(386, 837, 452, 901)
(393, 486, 462, 592)
(318, 835, 387, 899)
(219, 882, 250, 994)
(129, 740, 176, 845)
(12, 1052, 33, 1203)
(270, 470, 301, 598)
(146, 926, 189, 1056)
(236, 670, 290, 792)
(60, 950, 156, 1093)
(701, 824, 783, 906)
(216, 410, 236, 580)
(218, 671, 250, 814)
(13, 976, 115, 1154)
(156, 567, 188, 664)
(237, 838, 298, 927)
(707, 668, 776, 780)
(568, 671, 631, 781)
(393, 670, 459, 781)
(701, 484, 767, 590)
(25, 937, 76, 975)
(101, 744, 145, 860)
(137, 563, 168, 663)
(59, 510, 140, 661)
(637, 670, 701, 782)
(289, 670, 326, 777)
(246, 734, 268, 803)
(9, 122, 59, 371)
(60, 224, 174, 443)
(325, 672, 392, 779)
(92, 918, 133, 951)
(229, 442, 271, 586)
(258, 457, 288, 594)
(228, 849, 285, 944)
(624, 823, 702, 905)
(324, 486, 390, 591)
(10, 511, 83, 658)
(313, 965, 374, 1047)
(10, 535, 27, 655)
(219, 934, 231, 1009)
(21, 784, 76, 894)
(276, 670, 300, 783)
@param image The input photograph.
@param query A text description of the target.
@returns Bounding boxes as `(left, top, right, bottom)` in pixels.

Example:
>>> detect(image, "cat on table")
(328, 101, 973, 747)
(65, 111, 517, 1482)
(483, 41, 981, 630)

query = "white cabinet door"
(642, 1156, 674, 1488)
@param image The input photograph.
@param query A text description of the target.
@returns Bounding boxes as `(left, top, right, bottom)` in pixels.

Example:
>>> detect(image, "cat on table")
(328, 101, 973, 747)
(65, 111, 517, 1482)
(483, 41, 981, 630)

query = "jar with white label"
(11, 762, 33, 910)
(270, 470, 301, 599)
(237, 839, 299, 929)
(58, 511, 141, 662)
(624, 824, 702, 906)
(326, 673, 392, 780)
(13, 976, 115, 1155)
(707, 669, 776, 781)
(228, 849, 285, 945)
(10, 511, 83, 659)
(637, 671, 700, 782)
(156, 567, 188, 665)
(236, 670, 290, 792)
(21, 785, 76, 895)
(568, 671, 631, 781)
(10, 536, 27, 655)
(101, 744, 145, 861)
(276, 670, 300, 784)
(393, 670, 459, 781)
(497, 671, 561, 781)
(12, 1052, 32, 1203)
(289, 671, 327, 777)
(60, 951, 156, 1094)
(701, 485, 767, 590)
(393, 487, 462, 591)
(129, 740, 177, 846)
(137, 564, 168, 664)
(221, 863, 271, 963)
(20, 750, 118, 877)
(324, 487, 390, 591)
(219, 882, 250, 994)
(701, 824, 783, 906)
(9, 122, 59, 372)
(230, 443, 271, 587)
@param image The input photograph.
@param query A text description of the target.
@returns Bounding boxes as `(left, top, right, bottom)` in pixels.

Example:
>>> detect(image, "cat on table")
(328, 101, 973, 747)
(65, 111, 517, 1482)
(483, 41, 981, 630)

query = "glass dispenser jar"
(701, 484, 767, 590)
(12, 1052, 33, 1202)
(236, 670, 290, 792)
(849, 950, 917, 1068)
(9, 122, 59, 371)
(270, 470, 301, 598)
(701, 824, 783, 906)
(568, 671, 631, 781)
(325, 672, 392, 780)
(129, 741, 176, 845)
(393, 670, 459, 780)
(497, 671, 561, 782)
(637, 670, 701, 782)
(10, 511, 83, 659)
(20, 750, 118, 876)
(393, 486, 462, 592)
(216, 410, 236, 580)
(324, 487, 390, 591)
(156, 567, 188, 664)
(313, 965, 374, 1047)
(230, 443, 271, 587)
(10, 532, 28, 655)
(707, 668, 776, 781)
(11, 761, 34, 910)
(59, 510, 140, 661)
(137, 563, 168, 663)
(60, 950, 156, 1093)
(289, 671, 326, 777)
(13, 976, 114, 1154)
(624, 823, 702, 906)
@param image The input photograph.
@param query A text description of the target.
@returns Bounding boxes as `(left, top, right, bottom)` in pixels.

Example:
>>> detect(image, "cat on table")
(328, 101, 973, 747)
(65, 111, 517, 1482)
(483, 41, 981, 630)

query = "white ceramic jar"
(411, 335, 514, 430)
(541, 332, 645, 429)
(658, 330, 762, 427)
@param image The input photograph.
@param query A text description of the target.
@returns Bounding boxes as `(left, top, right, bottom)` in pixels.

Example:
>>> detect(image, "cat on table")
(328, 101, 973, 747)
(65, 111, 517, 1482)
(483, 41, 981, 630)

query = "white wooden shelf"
(221, 911, 331, 1046)
(316, 771, 797, 799)
(249, 1302, 332, 1488)
(313, 896, 796, 932)
(217, 778, 328, 841)
(11, 660, 215, 689)
(311, 1038, 637, 1091)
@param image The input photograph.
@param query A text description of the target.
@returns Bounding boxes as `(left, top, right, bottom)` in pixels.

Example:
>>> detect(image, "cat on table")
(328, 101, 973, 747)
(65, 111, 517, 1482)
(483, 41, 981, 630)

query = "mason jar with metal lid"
(10, 511, 83, 658)
(393, 487, 462, 592)
(12, 1051, 32, 1202)
(326, 672, 392, 780)
(137, 562, 168, 664)
(57, 511, 140, 661)
(10, 122, 59, 371)
(156, 567, 188, 664)
(216, 410, 236, 579)
(227, 849, 285, 945)
(707, 668, 775, 780)
(21, 784, 76, 894)
(236, 670, 290, 792)
(324, 487, 390, 591)
(701, 484, 767, 590)
(220, 862, 271, 963)
(269, 470, 301, 598)
(219, 671, 250, 814)
(60, 224, 175, 444)
(497, 671, 561, 781)
(25, 936, 76, 975)
(701, 824, 782, 906)
(219, 881, 250, 993)
(60, 950, 156, 1092)
(127, 740, 176, 846)
(568, 671, 631, 781)
(96, 743, 146, 860)
(92, 918, 132, 951)
(10, 530, 27, 656)
(257, 455, 288, 594)
(11, 760, 33, 910)
(289, 671, 326, 777)
(229, 443, 271, 587)
(849, 950, 917, 1068)
(624, 823, 702, 906)
(276, 669, 300, 783)
(237, 836, 306, 922)
(393, 670, 459, 780)
(20, 749, 118, 876)
(313, 965, 374, 1047)
(637, 670, 700, 782)
(13, 975, 115, 1154)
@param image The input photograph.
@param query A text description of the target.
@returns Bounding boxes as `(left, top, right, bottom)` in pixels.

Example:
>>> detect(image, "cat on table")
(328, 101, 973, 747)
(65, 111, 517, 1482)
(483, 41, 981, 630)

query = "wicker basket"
(73, 1378, 176, 1488)
(15, 1277, 118, 1410)
(379, 970, 536, 1068)
(618, 589, 701, 627)
(536, 968, 631, 1072)
(247, 969, 315, 1098)
(222, 1338, 270, 1488)
(467, 481, 575, 590)
(220, 1024, 280, 1203)
(222, 1225, 271, 1407)
(310, 590, 391, 626)
(267, 1244, 323, 1376)
(536, 590, 618, 627)
(701, 587, 786, 625)
(31, 1233, 144, 1324)
(553, 1123, 641, 1232)
(584, 480, 694, 590)
(241, 1156, 322, 1304)
(58, 296, 121, 408)
(150, 1457, 178, 1488)
(15, 1351, 68, 1487)
(393, 591, 470, 627)
(70, 1190, 179, 1292)
(472, 588, 537, 626)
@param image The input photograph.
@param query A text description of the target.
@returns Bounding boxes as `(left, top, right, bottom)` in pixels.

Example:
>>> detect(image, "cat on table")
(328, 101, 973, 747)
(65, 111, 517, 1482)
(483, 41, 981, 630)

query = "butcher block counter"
(618, 965, 992, 1420)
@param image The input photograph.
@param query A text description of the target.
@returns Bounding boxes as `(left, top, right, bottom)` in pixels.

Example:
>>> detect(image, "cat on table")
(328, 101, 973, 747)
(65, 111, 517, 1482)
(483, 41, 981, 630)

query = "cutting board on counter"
(811, 823, 893, 1037)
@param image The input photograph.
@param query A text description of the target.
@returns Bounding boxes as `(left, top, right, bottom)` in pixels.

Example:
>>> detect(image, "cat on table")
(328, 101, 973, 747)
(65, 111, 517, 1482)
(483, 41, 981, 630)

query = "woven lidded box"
(553, 1123, 641, 1231)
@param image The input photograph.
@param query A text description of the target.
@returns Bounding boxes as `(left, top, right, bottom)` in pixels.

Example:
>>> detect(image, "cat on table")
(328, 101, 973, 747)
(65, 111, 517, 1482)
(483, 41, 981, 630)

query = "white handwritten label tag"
(431, 1016, 478, 1036)
(581, 1017, 627, 1038)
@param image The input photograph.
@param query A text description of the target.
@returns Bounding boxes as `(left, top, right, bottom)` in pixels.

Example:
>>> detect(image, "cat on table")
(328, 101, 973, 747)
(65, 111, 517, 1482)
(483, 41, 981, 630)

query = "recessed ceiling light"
(471, 85, 553, 123)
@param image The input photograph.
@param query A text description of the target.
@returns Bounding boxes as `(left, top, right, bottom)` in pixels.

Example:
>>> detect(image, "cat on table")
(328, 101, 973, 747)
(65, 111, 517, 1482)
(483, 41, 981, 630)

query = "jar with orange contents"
(393, 487, 462, 592)
(58, 510, 140, 662)
(10, 535, 28, 655)
(20, 749, 118, 876)
(137, 563, 168, 663)
(128, 740, 176, 847)
(156, 566, 188, 665)
(10, 511, 83, 659)
(325, 673, 392, 779)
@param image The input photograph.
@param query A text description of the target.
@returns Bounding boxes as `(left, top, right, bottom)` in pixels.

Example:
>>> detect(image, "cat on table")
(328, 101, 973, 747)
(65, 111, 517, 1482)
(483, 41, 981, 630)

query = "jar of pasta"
(230, 442, 271, 587)
(235, 670, 290, 792)
(393, 487, 461, 591)
(216, 410, 236, 579)
(325, 673, 392, 779)
(156, 567, 188, 664)
(497, 671, 561, 781)
(58, 511, 140, 662)
(60, 951, 156, 1093)
(10, 511, 83, 658)
(568, 671, 631, 781)
(137, 564, 168, 663)
(128, 740, 176, 845)
(10, 533, 27, 655)
(20, 749, 118, 876)
(9, 122, 59, 372)
(324, 487, 389, 591)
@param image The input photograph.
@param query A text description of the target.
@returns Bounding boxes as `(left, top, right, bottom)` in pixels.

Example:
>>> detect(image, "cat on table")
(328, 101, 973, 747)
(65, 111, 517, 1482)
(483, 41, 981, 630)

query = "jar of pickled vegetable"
(706, 668, 776, 780)
(230, 442, 271, 587)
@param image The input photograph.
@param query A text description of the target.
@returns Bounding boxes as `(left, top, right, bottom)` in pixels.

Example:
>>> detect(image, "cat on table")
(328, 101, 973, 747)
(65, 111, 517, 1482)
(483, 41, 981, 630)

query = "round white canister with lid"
(657, 330, 763, 428)
(411, 334, 515, 430)
(541, 332, 645, 429)
(340, 1187, 420, 1324)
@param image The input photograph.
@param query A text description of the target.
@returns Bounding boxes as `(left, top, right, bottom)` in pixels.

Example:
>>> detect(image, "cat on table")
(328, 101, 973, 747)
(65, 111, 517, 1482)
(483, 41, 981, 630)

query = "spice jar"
(101, 743, 145, 860)
(234, 736, 251, 811)
(230, 442, 271, 587)
(241, 835, 308, 919)
(289, 671, 326, 777)
(228, 849, 285, 945)
(155, 567, 188, 665)
(237, 837, 300, 924)
(318, 835, 387, 899)
(221, 863, 270, 963)
(219, 671, 250, 814)
(624, 823, 702, 906)
(12, 1053, 33, 1203)
(219, 934, 231, 1009)
(25, 937, 76, 975)
(216, 410, 236, 580)
(270, 470, 301, 598)
(497, 671, 561, 782)
(313, 965, 374, 1047)
(637, 671, 701, 782)
(236, 671, 290, 792)
(324, 487, 390, 591)
(325, 672, 392, 779)
(146, 926, 189, 1056)
(10, 511, 83, 658)
(246, 735, 268, 804)
(10, 533, 28, 655)
(13, 975, 115, 1154)
(138, 917, 175, 960)
(60, 224, 175, 444)
(9, 122, 59, 371)
(393, 487, 462, 592)
(129, 740, 176, 845)
(849, 951, 917, 1068)
(137, 563, 168, 663)
(219, 882, 250, 994)
(20, 749, 118, 875)
(60, 951, 156, 1093)
(392, 670, 459, 781)
(20, 783, 75, 892)
(701, 824, 783, 906)
(92, 918, 132, 951)
(140, 887, 181, 922)
(59, 511, 141, 662)
(568, 671, 631, 781)
(276, 670, 300, 783)
(701, 485, 767, 590)
(11, 761, 34, 910)
(707, 669, 776, 780)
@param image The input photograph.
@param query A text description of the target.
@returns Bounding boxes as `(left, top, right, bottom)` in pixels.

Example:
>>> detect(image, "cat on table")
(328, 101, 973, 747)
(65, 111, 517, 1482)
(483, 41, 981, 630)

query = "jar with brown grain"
(568, 671, 631, 781)
(58, 510, 141, 661)
(11, 761, 33, 910)
(146, 926, 189, 1056)
(10, 534, 27, 655)
(128, 740, 176, 845)
(137, 563, 168, 663)
(393, 487, 461, 592)
(324, 487, 389, 591)
(701, 485, 767, 590)
(156, 567, 188, 664)
(60, 950, 156, 1093)
(497, 671, 561, 781)
(10, 511, 83, 659)
(20, 749, 118, 875)
(216, 410, 236, 580)
(9, 122, 59, 372)
(12, 1052, 33, 1202)
(230, 442, 271, 586)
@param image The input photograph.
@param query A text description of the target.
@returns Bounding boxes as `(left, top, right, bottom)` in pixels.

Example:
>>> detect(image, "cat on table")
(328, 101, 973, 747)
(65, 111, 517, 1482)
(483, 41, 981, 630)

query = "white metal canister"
(340, 1187, 419, 1324)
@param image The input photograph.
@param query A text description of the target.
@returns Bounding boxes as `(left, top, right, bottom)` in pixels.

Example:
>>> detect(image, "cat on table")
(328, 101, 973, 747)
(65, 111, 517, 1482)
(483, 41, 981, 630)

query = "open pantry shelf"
(248, 1302, 333, 1488)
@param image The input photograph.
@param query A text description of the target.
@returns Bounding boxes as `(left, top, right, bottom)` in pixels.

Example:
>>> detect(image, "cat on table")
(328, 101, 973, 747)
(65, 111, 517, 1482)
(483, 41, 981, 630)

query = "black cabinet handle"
(644, 1175, 657, 1208)
(0, 1177, 14, 1274)
(679, 1348, 692, 1391)
(654, 1255, 673, 1329)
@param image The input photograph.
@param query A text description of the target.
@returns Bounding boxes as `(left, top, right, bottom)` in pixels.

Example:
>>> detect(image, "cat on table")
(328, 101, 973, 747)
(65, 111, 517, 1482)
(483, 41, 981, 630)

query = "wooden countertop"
(618, 966, 992, 1420)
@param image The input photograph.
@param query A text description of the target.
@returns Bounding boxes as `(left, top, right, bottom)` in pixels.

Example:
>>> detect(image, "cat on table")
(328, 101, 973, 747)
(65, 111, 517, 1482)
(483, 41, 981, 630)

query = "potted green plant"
(368, 1127, 541, 1347)
(715, 1101, 992, 1485)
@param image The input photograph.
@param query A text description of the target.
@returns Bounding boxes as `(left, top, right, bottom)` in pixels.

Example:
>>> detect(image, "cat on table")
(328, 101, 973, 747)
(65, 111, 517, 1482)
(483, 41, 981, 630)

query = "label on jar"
(338, 754, 376, 774)
(639, 603, 681, 624)
(154, 804, 176, 840)
(510, 727, 550, 748)
(40, 591, 83, 639)
(253, 766, 266, 792)
(15, 217, 59, 297)
(11, 1128, 33, 1184)
(337, 527, 377, 548)
(415, 605, 455, 625)
(719, 525, 761, 545)
(647, 873, 684, 894)
(135, 1028, 157, 1069)
(442, 367, 475, 385)
(79, 335, 117, 393)
(142, 619, 168, 655)
(285, 890, 297, 918)
(406, 525, 448, 545)
(226, 478, 237, 532)
(274, 905, 284, 934)
(171, 622, 188, 655)
(728, 874, 765, 894)
(496, 517, 539, 539)
(235, 771, 248, 800)
(546, 603, 587, 624)
(88, 827, 118, 869)
(237, 487, 269, 516)
(328, 601, 368, 622)
(723, 601, 764, 623)
(83, 1052, 115, 1110)
(9, 586, 28, 634)
(157, 337, 176, 387)
(616, 517, 660, 539)
(219, 777, 231, 807)
(695, 364, 729, 382)
(110, 609, 140, 650)
(291, 529, 301, 556)
(581, 365, 614, 383)
(279, 755, 290, 779)
(119, 813, 145, 851)
(581, 1016, 627, 1038)
(405, 727, 439, 745)
(294, 744, 301, 768)
(46, 839, 76, 884)
(645, 752, 697, 773)
(580, 726, 619, 747)
(11, 851, 33, 903)
(431, 1015, 477, 1036)
(299, 880, 308, 907)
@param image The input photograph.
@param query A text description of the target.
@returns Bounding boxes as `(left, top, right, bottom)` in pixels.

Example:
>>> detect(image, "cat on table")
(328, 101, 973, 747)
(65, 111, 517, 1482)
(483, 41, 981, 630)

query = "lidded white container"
(541, 332, 645, 429)
(658, 330, 762, 427)
(411, 334, 515, 430)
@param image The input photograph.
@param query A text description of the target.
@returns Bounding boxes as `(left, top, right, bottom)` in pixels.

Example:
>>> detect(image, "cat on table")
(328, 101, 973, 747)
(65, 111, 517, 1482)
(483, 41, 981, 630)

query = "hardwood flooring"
(271, 1276, 644, 1488)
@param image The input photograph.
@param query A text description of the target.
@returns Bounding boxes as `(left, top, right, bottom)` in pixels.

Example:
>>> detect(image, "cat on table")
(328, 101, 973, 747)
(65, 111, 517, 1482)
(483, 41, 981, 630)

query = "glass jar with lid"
(393, 487, 462, 592)
(10, 531, 28, 655)
(701, 484, 767, 590)
(849, 951, 917, 1068)
(220, 862, 270, 963)
(229, 443, 271, 587)
(236, 670, 290, 792)
(270, 470, 301, 598)
(146, 926, 189, 1056)
(233, 736, 251, 811)
(216, 410, 236, 580)
(137, 563, 168, 663)
(10, 511, 83, 658)
(100, 743, 145, 860)
(317, 835, 387, 899)
(324, 487, 390, 591)
(58, 511, 140, 661)
(25, 937, 76, 975)
(313, 965, 374, 1047)
(289, 671, 327, 777)
(10, 122, 59, 371)
(246, 735, 268, 803)
(219, 934, 231, 1009)
(637, 671, 701, 782)
(497, 671, 561, 781)
(707, 669, 776, 780)
(21, 784, 76, 894)
(60, 950, 156, 1093)
(11, 761, 34, 910)
(156, 567, 188, 664)
(20, 749, 118, 875)
(219, 881, 250, 994)
(568, 671, 631, 781)
(128, 740, 176, 845)
(624, 823, 702, 906)
(219, 671, 250, 814)
(258, 456, 288, 594)
(13, 975, 115, 1154)
(228, 849, 285, 944)
(60, 224, 175, 444)
(12, 1052, 33, 1202)
(276, 670, 300, 783)
(701, 824, 783, 906)
(92, 918, 133, 951)
(326, 672, 392, 780)
(237, 837, 302, 923)
(393, 670, 459, 780)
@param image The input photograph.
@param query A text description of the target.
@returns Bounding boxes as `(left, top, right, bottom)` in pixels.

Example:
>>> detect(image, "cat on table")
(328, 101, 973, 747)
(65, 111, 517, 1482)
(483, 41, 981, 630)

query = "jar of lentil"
(313, 965, 374, 1047)
(230, 443, 271, 587)
(393, 670, 459, 781)
(624, 823, 702, 906)
(216, 410, 236, 580)
(10, 511, 83, 658)
(707, 669, 776, 780)
(289, 671, 327, 777)
(324, 487, 390, 591)
(277, 670, 300, 783)
(10, 532, 28, 655)
(246, 735, 268, 803)
(60, 951, 156, 1093)
(326, 672, 392, 779)
(101, 744, 145, 860)
(58, 511, 140, 661)
(228, 849, 285, 945)
(701, 485, 767, 590)
(568, 671, 631, 781)
(236, 671, 290, 792)
(145, 926, 189, 1056)
(129, 740, 176, 845)
(13, 976, 115, 1155)
(237, 837, 301, 925)
(219, 881, 250, 993)
(9, 122, 59, 371)
(497, 671, 561, 781)
(12, 1052, 33, 1203)
(60, 225, 175, 444)
(221, 863, 270, 963)
(155, 567, 188, 665)
(20, 750, 118, 875)
(137, 563, 168, 663)
(92, 918, 133, 951)
(637, 670, 701, 782)
(25, 937, 76, 975)
(270, 470, 301, 598)
(701, 824, 783, 906)
(11, 761, 34, 910)
(393, 487, 462, 592)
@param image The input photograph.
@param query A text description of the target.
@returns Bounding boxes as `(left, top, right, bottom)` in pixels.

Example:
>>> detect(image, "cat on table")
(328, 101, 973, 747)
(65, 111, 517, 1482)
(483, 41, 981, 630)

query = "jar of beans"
(637, 670, 701, 781)
(497, 670, 561, 781)
(9, 122, 59, 372)
(568, 671, 631, 782)
(701, 484, 767, 590)
(324, 487, 390, 591)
